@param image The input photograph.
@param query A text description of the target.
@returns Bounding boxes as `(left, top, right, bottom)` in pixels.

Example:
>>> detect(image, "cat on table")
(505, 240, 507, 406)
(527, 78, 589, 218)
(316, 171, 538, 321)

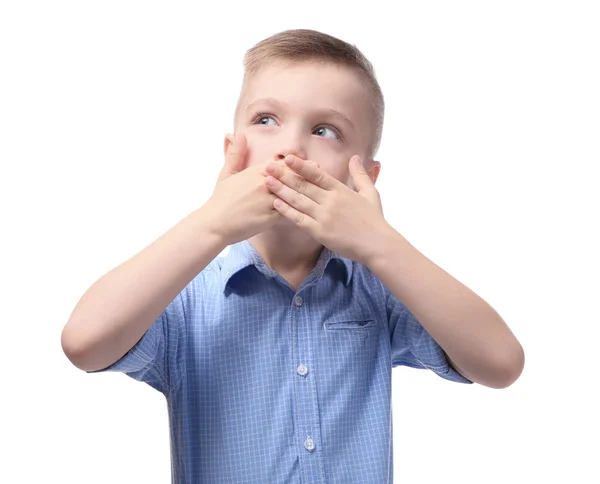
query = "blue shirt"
(88, 239, 471, 483)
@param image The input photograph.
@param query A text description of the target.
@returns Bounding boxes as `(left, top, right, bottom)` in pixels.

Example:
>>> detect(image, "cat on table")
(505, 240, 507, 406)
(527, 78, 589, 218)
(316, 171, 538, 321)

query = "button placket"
(292, 290, 323, 479)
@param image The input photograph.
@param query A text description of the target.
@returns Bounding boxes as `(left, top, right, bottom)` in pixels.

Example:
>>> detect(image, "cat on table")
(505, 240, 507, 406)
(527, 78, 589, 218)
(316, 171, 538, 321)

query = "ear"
(367, 160, 381, 186)
(223, 133, 235, 159)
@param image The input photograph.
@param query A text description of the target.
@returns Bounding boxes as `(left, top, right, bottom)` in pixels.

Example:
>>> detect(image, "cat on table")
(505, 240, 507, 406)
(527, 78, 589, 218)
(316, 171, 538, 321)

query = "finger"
(272, 197, 318, 233)
(265, 175, 318, 217)
(348, 155, 374, 193)
(265, 162, 324, 204)
(219, 133, 248, 181)
(284, 155, 337, 190)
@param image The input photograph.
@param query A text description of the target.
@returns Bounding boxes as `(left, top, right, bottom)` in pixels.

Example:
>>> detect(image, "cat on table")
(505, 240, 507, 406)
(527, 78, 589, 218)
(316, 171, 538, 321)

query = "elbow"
(488, 344, 525, 389)
(61, 324, 77, 359)
(61, 325, 85, 369)
(61, 324, 97, 372)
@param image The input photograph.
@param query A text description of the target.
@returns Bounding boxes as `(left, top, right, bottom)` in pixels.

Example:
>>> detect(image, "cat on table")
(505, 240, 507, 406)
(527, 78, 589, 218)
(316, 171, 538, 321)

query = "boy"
(62, 29, 524, 483)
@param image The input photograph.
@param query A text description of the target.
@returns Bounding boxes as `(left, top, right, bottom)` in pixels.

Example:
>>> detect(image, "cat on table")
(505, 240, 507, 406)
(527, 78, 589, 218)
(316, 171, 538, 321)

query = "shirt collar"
(221, 239, 353, 292)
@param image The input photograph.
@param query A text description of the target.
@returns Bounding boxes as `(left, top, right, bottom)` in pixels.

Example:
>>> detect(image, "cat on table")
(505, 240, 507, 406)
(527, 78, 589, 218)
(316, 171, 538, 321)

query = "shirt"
(88, 239, 472, 483)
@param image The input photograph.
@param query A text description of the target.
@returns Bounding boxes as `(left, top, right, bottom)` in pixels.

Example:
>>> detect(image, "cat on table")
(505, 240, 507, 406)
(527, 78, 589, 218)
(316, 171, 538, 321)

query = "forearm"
(368, 225, 524, 389)
(61, 205, 226, 371)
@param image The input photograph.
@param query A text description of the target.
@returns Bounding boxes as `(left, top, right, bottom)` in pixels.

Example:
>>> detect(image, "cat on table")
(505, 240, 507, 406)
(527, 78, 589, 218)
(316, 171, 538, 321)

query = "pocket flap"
(324, 319, 377, 330)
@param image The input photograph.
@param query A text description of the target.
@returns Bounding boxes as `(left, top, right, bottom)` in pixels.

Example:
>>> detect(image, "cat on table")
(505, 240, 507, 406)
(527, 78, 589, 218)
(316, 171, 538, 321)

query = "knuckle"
(294, 176, 307, 192)
(314, 171, 324, 185)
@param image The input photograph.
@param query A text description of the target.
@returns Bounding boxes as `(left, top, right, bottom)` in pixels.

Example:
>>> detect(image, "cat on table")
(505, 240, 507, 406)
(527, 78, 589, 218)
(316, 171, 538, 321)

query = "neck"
(247, 222, 324, 275)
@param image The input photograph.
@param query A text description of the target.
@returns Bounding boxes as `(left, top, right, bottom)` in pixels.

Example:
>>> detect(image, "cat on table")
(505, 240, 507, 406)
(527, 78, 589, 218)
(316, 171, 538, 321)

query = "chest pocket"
(323, 319, 377, 331)
(321, 318, 380, 356)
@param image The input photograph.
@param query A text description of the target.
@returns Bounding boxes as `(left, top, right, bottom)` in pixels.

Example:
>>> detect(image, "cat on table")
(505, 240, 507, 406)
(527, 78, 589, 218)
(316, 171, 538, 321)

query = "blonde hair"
(237, 29, 384, 158)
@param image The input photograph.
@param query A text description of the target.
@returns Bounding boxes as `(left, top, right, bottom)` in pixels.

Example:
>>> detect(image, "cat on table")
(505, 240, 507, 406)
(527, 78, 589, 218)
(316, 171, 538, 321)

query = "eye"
(314, 126, 340, 140)
(252, 113, 277, 126)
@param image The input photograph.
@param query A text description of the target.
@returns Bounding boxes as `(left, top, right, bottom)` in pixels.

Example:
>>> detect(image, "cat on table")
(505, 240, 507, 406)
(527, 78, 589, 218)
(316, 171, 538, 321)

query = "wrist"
(365, 223, 406, 271)
(189, 204, 228, 249)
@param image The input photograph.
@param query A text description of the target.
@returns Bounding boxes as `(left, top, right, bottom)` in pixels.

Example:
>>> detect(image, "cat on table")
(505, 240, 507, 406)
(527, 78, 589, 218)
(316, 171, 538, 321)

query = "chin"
(274, 217, 295, 227)
(270, 217, 305, 232)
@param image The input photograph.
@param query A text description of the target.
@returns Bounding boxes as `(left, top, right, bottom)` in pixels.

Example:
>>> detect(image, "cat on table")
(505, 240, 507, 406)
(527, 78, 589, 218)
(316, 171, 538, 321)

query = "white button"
(297, 364, 308, 377)
(304, 437, 315, 452)
(295, 296, 303, 307)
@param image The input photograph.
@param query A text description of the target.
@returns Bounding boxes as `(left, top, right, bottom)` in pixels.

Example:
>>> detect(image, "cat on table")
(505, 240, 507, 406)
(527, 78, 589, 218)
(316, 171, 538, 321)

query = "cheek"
(319, 160, 351, 185)
(242, 131, 276, 166)
(310, 140, 352, 162)
(323, 149, 351, 170)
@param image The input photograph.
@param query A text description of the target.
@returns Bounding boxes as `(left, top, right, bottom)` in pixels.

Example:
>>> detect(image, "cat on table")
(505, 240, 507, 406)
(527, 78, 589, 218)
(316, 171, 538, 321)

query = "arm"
(368, 225, 524, 389)
(61, 206, 225, 372)
(61, 132, 275, 374)
(255, 154, 523, 388)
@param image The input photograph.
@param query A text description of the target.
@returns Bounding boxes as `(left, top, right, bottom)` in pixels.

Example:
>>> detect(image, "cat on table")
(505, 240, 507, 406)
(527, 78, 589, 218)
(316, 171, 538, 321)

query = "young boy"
(62, 29, 524, 483)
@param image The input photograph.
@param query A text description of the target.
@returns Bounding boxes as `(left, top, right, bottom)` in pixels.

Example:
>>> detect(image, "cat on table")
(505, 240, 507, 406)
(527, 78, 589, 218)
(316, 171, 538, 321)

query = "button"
(295, 296, 303, 307)
(297, 364, 308, 377)
(304, 437, 315, 452)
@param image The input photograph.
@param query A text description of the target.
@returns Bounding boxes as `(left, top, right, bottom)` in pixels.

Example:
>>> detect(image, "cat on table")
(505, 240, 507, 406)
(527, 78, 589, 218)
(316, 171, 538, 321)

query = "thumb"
(219, 133, 248, 182)
(348, 155, 372, 192)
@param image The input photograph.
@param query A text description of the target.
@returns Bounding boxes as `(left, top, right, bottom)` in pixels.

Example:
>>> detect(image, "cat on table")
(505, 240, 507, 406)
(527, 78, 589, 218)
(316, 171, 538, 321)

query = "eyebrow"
(244, 97, 356, 132)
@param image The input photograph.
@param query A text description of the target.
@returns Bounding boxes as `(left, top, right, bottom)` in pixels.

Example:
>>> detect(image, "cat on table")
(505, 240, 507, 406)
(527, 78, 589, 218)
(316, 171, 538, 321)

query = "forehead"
(240, 61, 373, 126)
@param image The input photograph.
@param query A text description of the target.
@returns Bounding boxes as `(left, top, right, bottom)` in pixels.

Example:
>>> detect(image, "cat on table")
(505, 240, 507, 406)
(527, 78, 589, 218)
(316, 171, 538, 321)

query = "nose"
(274, 149, 307, 162)
(273, 132, 307, 161)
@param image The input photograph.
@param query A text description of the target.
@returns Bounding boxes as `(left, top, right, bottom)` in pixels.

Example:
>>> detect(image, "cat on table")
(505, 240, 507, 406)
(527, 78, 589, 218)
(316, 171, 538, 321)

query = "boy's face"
(230, 61, 380, 188)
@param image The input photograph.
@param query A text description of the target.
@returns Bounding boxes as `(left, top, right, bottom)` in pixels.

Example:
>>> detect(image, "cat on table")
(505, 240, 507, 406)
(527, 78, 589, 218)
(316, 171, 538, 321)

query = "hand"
(263, 154, 392, 265)
(203, 133, 282, 245)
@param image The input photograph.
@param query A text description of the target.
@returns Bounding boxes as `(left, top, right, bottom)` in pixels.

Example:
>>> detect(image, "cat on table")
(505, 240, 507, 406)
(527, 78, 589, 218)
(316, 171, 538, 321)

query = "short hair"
(237, 29, 385, 159)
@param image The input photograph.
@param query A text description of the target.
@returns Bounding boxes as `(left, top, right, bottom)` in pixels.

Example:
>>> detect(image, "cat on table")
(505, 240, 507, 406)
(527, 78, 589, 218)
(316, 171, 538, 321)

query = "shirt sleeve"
(86, 285, 190, 394)
(386, 288, 472, 384)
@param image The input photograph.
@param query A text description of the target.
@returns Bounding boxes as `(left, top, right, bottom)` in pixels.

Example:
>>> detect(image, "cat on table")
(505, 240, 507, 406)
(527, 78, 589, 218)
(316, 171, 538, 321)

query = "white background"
(1, 1, 598, 482)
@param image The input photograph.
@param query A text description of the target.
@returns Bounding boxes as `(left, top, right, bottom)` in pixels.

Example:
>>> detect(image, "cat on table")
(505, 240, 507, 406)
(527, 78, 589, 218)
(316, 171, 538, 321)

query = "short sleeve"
(387, 288, 472, 384)
(86, 286, 189, 394)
